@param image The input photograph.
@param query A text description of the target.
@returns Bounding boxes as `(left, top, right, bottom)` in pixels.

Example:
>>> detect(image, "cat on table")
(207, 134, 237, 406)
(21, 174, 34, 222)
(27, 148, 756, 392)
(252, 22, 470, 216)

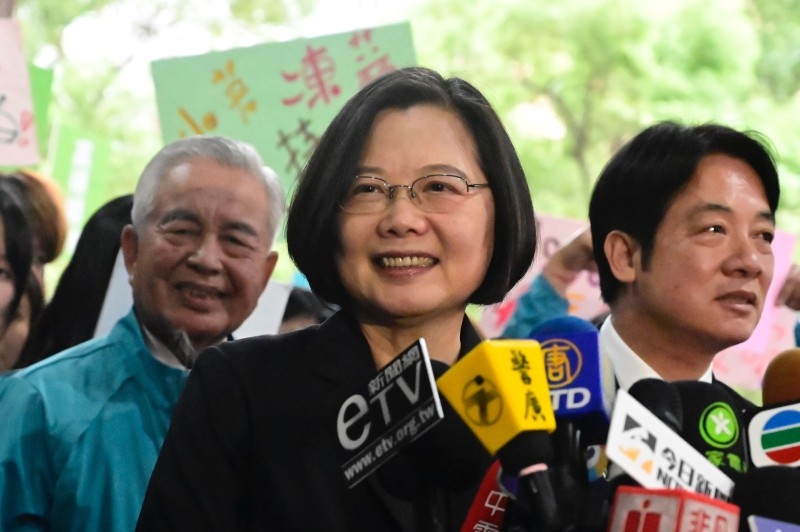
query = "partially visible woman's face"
(337, 104, 495, 322)
(0, 219, 11, 307)
(0, 218, 18, 367)
(0, 292, 31, 370)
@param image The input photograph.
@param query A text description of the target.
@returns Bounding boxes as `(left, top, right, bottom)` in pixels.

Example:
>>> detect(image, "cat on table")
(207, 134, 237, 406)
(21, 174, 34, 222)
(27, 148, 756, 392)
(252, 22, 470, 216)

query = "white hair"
(131, 136, 285, 245)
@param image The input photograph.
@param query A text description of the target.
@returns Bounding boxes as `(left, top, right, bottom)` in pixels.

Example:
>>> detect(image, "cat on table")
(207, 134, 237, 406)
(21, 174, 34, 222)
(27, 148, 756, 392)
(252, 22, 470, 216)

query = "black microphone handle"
(504, 468, 563, 532)
(497, 431, 562, 532)
(550, 421, 589, 526)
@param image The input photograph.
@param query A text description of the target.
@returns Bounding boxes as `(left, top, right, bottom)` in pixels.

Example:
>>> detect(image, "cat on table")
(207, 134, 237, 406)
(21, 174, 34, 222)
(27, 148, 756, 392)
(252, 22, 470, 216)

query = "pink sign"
(478, 215, 607, 338)
(713, 229, 797, 392)
(0, 19, 40, 166)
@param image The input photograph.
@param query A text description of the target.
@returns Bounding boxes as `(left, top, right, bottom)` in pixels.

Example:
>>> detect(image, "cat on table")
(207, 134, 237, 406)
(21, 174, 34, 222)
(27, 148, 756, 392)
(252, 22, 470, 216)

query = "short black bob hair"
(287, 66, 536, 307)
(589, 121, 780, 304)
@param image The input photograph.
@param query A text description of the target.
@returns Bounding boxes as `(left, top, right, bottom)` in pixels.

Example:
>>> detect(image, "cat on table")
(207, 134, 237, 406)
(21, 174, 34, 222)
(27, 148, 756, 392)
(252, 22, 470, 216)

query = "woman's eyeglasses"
(341, 174, 491, 214)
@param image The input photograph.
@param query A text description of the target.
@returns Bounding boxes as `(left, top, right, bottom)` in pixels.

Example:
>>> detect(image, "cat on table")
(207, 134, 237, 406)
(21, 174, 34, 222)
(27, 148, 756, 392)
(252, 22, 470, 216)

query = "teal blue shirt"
(0, 310, 188, 532)
(500, 275, 569, 338)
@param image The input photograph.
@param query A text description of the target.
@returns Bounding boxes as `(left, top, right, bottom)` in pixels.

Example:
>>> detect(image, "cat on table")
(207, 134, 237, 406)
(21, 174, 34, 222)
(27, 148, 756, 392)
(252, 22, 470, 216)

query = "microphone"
(527, 316, 612, 529)
(747, 514, 800, 531)
(761, 348, 800, 406)
(436, 339, 560, 531)
(748, 402, 800, 469)
(336, 339, 446, 488)
(627, 378, 684, 433)
(733, 350, 800, 527)
(608, 485, 741, 532)
(605, 379, 684, 482)
(584, 379, 687, 530)
(670, 380, 750, 476)
(527, 315, 611, 448)
(748, 347, 800, 469)
(730, 466, 800, 527)
(607, 380, 744, 532)
(605, 383, 735, 500)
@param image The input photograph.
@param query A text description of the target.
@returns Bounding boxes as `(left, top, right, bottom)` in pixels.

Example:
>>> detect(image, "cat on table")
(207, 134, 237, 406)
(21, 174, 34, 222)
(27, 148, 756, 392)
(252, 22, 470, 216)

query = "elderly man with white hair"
(0, 136, 285, 532)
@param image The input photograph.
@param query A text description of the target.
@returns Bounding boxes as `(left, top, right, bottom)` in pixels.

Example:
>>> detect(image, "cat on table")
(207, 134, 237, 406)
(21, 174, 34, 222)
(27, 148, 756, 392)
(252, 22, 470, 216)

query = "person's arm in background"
(501, 227, 595, 338)
(776, 263, 800, 346)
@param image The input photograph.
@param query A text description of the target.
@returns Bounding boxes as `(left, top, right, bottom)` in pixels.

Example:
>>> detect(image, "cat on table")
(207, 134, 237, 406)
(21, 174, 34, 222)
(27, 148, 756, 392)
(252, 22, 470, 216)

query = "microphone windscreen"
(730, 466, 800, 524)
(528, 314, 610, 446)
(627, 378, 683, 433)
(496, 430, 555, 475)
(672, 380, 749, 476)
(529, 315, 598, 336)
(762, 348, 800, 406)
(436, 339, 555, 455)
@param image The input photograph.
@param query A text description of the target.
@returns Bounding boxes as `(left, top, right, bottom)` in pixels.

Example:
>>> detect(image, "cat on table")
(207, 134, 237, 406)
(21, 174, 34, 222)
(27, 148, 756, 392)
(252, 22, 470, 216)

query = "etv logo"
(542, 338, 583, 389)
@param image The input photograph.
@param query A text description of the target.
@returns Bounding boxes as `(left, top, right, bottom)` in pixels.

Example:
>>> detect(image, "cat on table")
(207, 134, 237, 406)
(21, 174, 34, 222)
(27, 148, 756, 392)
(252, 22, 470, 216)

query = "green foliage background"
(12, 0, 800, 283)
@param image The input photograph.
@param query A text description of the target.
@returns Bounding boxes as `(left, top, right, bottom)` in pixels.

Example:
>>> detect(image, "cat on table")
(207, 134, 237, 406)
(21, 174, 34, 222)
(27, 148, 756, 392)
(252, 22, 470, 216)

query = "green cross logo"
(699, 402, 739, 449)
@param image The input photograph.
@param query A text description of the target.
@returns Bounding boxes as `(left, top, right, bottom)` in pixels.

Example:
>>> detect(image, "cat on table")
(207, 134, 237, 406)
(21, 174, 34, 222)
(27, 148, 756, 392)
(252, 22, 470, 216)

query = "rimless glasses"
(341, 174, 491, 214)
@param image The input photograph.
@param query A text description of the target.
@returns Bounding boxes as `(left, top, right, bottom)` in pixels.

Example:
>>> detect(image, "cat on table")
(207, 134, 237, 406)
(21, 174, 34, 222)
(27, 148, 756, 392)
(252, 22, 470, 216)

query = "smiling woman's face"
(336, 104, 495, 323)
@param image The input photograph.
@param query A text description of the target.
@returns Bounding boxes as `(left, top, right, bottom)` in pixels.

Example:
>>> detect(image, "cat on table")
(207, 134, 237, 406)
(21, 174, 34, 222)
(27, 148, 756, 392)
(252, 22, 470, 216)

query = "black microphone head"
(627, 378, 683, 433)
(529, 315, 611, 446)
(671, 380, 749, 475)
(497, 431, 563, 532)
(496, 430, 554, 475)
(731, 465, 800, 524)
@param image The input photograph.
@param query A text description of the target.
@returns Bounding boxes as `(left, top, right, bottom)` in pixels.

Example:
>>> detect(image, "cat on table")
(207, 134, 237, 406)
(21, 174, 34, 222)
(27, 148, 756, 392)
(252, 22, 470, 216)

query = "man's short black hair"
(589, 121, 780, 304)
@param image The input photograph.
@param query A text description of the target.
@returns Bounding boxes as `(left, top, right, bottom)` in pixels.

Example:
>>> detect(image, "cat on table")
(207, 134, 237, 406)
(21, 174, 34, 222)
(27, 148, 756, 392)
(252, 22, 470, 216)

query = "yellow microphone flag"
(436, 339, 555, 455)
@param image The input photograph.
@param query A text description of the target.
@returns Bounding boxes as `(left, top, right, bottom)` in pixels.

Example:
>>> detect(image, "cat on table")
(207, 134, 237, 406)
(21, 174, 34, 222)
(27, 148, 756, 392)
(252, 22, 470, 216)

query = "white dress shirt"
(598, 316, 713, 411)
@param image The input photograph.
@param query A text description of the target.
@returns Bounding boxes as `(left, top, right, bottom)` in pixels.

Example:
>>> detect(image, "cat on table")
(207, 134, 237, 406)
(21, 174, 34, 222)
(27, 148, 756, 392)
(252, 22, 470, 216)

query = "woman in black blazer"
(137, 66, 538, 532)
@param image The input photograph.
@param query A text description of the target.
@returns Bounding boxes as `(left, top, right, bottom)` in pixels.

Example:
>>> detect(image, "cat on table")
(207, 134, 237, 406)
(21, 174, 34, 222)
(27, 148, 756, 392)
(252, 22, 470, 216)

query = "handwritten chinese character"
(511, 350, 532, 385)
(524, 390, 546, 421)
(211, 59, 257, 124)
(348, 29, 397, 88)
(281, 45, 341, 109)
(177, 107, 218, 137)
(276, 118, 320, 182)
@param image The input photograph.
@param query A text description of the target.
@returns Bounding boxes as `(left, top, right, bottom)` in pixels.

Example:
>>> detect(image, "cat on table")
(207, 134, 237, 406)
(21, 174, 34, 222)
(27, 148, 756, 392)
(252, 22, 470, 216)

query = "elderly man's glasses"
(341, 174, 491, 214)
